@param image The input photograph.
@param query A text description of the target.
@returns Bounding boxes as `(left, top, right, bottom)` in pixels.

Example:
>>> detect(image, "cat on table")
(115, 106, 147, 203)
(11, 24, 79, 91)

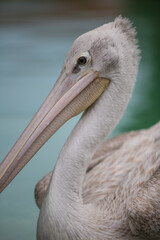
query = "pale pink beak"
(0, 69, 103, 192)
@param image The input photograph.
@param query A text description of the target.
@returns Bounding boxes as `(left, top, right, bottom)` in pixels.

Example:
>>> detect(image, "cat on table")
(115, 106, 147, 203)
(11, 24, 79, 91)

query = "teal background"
(0, 0, 160, 239)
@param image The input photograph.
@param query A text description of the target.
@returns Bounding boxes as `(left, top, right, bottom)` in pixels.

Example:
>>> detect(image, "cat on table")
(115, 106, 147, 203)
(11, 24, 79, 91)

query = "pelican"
(0, 16, 160, 240)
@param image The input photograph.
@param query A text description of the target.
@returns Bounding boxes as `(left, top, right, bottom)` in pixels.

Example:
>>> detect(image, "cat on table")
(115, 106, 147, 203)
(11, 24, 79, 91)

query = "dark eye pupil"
(77, 56, 87, 65)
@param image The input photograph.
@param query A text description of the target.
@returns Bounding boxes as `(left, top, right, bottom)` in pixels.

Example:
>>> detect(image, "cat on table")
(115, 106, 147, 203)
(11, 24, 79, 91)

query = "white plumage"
(0, 16, 160, 240)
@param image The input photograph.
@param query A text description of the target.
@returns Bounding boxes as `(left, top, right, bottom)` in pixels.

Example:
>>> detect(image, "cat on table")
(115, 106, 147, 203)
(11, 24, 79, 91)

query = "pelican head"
(0, 16, 139, 192)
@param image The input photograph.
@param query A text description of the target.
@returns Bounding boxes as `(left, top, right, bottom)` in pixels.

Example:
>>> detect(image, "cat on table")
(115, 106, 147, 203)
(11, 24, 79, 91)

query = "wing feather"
(127, 166, 160, 239)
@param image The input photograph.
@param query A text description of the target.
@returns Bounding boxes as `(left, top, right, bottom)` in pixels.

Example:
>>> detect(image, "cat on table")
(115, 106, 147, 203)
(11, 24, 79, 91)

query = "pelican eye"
(72, 51, 91, 74)
(77, 51, 91, 66)
(77, 56, 87, 65)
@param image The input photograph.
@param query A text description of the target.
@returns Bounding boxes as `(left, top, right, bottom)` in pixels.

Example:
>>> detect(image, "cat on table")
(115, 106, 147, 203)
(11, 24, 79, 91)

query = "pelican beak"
(0, 68, 109, 192)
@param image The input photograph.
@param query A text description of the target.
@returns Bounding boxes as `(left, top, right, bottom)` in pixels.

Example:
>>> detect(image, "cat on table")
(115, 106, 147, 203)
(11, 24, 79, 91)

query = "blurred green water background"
(0, 0, 160, 239)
